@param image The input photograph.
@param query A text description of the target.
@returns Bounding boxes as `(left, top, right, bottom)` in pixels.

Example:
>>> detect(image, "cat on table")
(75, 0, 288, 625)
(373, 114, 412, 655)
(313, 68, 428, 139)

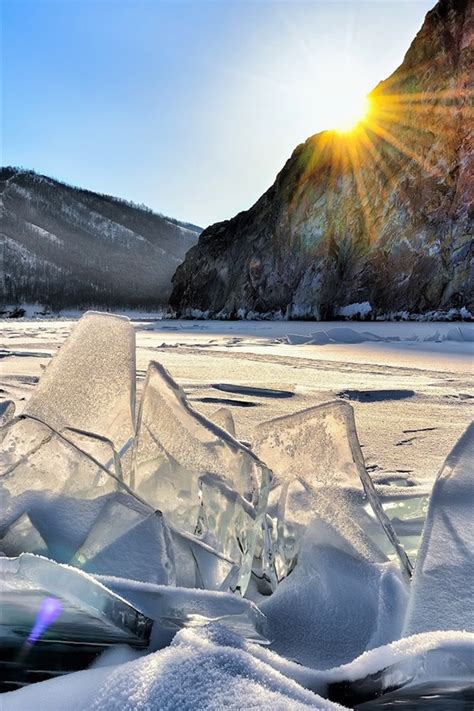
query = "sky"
(1, 0, 435, 228)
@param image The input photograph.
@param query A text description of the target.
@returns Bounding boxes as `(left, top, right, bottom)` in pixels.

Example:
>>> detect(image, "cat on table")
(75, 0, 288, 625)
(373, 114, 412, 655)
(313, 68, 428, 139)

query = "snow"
(259, 529, 408, 668)
(2, 625, 346, 711)
(336, 301, 372, 318)
(3, 625, 473, 710)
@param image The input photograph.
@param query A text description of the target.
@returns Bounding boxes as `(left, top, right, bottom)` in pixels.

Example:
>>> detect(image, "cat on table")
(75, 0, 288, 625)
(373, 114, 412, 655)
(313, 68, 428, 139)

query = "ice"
(286, 333, 312, 345)
(131, 361, 271, 593)
(97, 575, 269, 647)
(0, 400, 15, 427)
(253, 401, 411, 586)
(0, 512, 48, 557)
(0, 554, 152, 644)
(70, 495, 176, 585)
(169, 526, 241, 592)
(196, 473, 258, 591)
(308, 331, 332, 345)
(404, 422, 474, 636)
(23, 311, 136, 455)
(0, 418, 125, 556)
(324, 327, 367, 344)
(210, 407, 236, 437)
(0, 313, 138, 551)
(377, 486, 430, 564)
(0, 553, 152, 690)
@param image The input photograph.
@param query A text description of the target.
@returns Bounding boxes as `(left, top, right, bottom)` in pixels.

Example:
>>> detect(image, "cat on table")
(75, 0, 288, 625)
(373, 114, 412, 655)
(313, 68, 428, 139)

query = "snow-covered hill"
(0, 168, 201, 311)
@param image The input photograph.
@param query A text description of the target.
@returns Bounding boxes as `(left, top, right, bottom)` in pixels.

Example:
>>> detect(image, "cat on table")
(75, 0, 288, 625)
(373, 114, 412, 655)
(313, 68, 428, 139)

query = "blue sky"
(2, 0, 434, 227)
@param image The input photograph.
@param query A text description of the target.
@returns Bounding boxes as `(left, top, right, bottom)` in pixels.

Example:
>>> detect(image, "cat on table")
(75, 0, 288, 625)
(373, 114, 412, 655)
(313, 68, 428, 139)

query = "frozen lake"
(1, 317, 472, 486)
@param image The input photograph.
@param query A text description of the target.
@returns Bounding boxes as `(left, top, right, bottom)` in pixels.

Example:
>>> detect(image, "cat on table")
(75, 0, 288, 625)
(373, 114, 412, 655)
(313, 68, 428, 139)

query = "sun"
(328, 93, 371, 134)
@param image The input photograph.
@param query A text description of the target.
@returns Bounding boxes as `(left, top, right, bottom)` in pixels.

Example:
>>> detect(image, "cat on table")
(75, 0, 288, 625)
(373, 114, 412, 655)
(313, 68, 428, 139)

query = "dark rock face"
(0, 168, 200, 310)
(170, 0, 473, 319)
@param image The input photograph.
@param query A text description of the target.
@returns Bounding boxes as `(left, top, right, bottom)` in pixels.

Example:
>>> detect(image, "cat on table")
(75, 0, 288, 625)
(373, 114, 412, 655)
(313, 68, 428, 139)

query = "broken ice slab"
(375, 485, 430, 564)
(327, 634, 474, 707)
(0, 553, 152, 691)
(0, 417, 130, 562)
(253, 401, 412, 587)
(196, 473, 258, 593)
(132, 362, 271, 517)
(98, 574, 269, 648)
(0, 511, 48, 557)
(0, 399, 15, 427)
(131, 362, 271, 594)
(170, 526, 240, 592)
(70, 495, 176, 585)
(210, 407, 236, 437)
(23, 311, 136, 456)
(404, 422, 474, 636)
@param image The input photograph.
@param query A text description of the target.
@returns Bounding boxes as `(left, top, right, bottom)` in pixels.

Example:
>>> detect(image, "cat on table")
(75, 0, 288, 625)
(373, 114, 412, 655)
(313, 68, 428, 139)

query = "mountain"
(170, 0, 473, 320)
(0, 168, 201, 311)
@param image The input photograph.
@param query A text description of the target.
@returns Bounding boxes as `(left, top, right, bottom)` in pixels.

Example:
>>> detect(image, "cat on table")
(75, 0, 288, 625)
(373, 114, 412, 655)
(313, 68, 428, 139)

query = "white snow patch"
(337, 302, 372, 318)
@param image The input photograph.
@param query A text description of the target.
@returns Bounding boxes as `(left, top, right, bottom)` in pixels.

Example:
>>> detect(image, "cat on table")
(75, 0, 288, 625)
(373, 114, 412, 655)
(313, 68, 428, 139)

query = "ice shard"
(0, 399, 15, 427)
(99, 575, 269, 647)
(0, 512, 48, 557)
(131, 362, 272, 594)
(0, 417, 128, 562)
(210, 407, 236, 437)
(253, 401, 412, 587)
(404, 422, 474, 635)
(0, 312, 137, 553)
(169, 526, 240, 592)
(0, 553, 152, 691)
(376, 485, 430, 565)
(70, 495, 176, 585)
(23, 311, 136, 456)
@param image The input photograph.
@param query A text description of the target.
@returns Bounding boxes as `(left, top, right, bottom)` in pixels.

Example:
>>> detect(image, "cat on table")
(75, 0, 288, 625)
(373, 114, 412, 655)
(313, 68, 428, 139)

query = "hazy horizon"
(2, 0, 435, 228)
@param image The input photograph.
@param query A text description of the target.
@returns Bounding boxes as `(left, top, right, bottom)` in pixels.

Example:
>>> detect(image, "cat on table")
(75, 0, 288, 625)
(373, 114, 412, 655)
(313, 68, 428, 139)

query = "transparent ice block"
(0, 553, 152, 690)
(23, 311, 136, 456)
(131, 362, 271, 594)
(0, 417, 129, 562)
(0, 511, 48, 557)
(210, 407, 236, 437)
(254, 401, 412, 587)
(70, 495, 176, 585)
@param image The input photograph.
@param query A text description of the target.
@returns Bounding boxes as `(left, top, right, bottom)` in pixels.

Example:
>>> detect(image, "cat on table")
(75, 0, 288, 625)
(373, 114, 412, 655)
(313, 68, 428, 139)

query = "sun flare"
(329, 94, 371, 133)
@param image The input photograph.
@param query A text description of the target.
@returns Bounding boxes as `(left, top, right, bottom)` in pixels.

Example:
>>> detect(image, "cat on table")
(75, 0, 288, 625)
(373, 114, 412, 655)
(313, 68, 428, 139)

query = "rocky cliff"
(1, 168, 200, 311)
(170, 0, 473, 320)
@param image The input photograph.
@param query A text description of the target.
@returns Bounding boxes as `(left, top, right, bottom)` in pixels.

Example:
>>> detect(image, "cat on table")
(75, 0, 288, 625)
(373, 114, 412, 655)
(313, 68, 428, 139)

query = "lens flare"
(27, 597, 62, 645)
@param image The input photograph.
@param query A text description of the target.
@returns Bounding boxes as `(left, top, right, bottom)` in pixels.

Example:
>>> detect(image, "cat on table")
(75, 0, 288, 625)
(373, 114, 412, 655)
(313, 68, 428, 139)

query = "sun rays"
(295, 79, 470, 248)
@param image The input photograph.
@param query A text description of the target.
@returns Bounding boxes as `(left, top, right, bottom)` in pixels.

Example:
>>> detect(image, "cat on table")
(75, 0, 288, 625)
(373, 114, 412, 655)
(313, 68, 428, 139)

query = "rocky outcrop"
(170, 0, 473, 319)
(1, 168, 200, 310)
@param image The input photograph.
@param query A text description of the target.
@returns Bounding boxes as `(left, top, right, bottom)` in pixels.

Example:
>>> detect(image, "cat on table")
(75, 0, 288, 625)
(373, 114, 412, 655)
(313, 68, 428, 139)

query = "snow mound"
(3, 626, 345, 711)
(260, 522, 408, 669)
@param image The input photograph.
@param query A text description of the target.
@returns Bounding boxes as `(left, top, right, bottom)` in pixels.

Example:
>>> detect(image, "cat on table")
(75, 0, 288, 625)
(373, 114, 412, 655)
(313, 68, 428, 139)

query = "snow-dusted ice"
(254, 401, 411, 585)
(404, 422, 474, 636)
(71, 496, 175, 585)
(24, 311, 136, 453)
(0, 553, 151, 651)
(132, 360, 271, 593)
(0, 313, 473, 708)
(0, 511, 48, 557)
